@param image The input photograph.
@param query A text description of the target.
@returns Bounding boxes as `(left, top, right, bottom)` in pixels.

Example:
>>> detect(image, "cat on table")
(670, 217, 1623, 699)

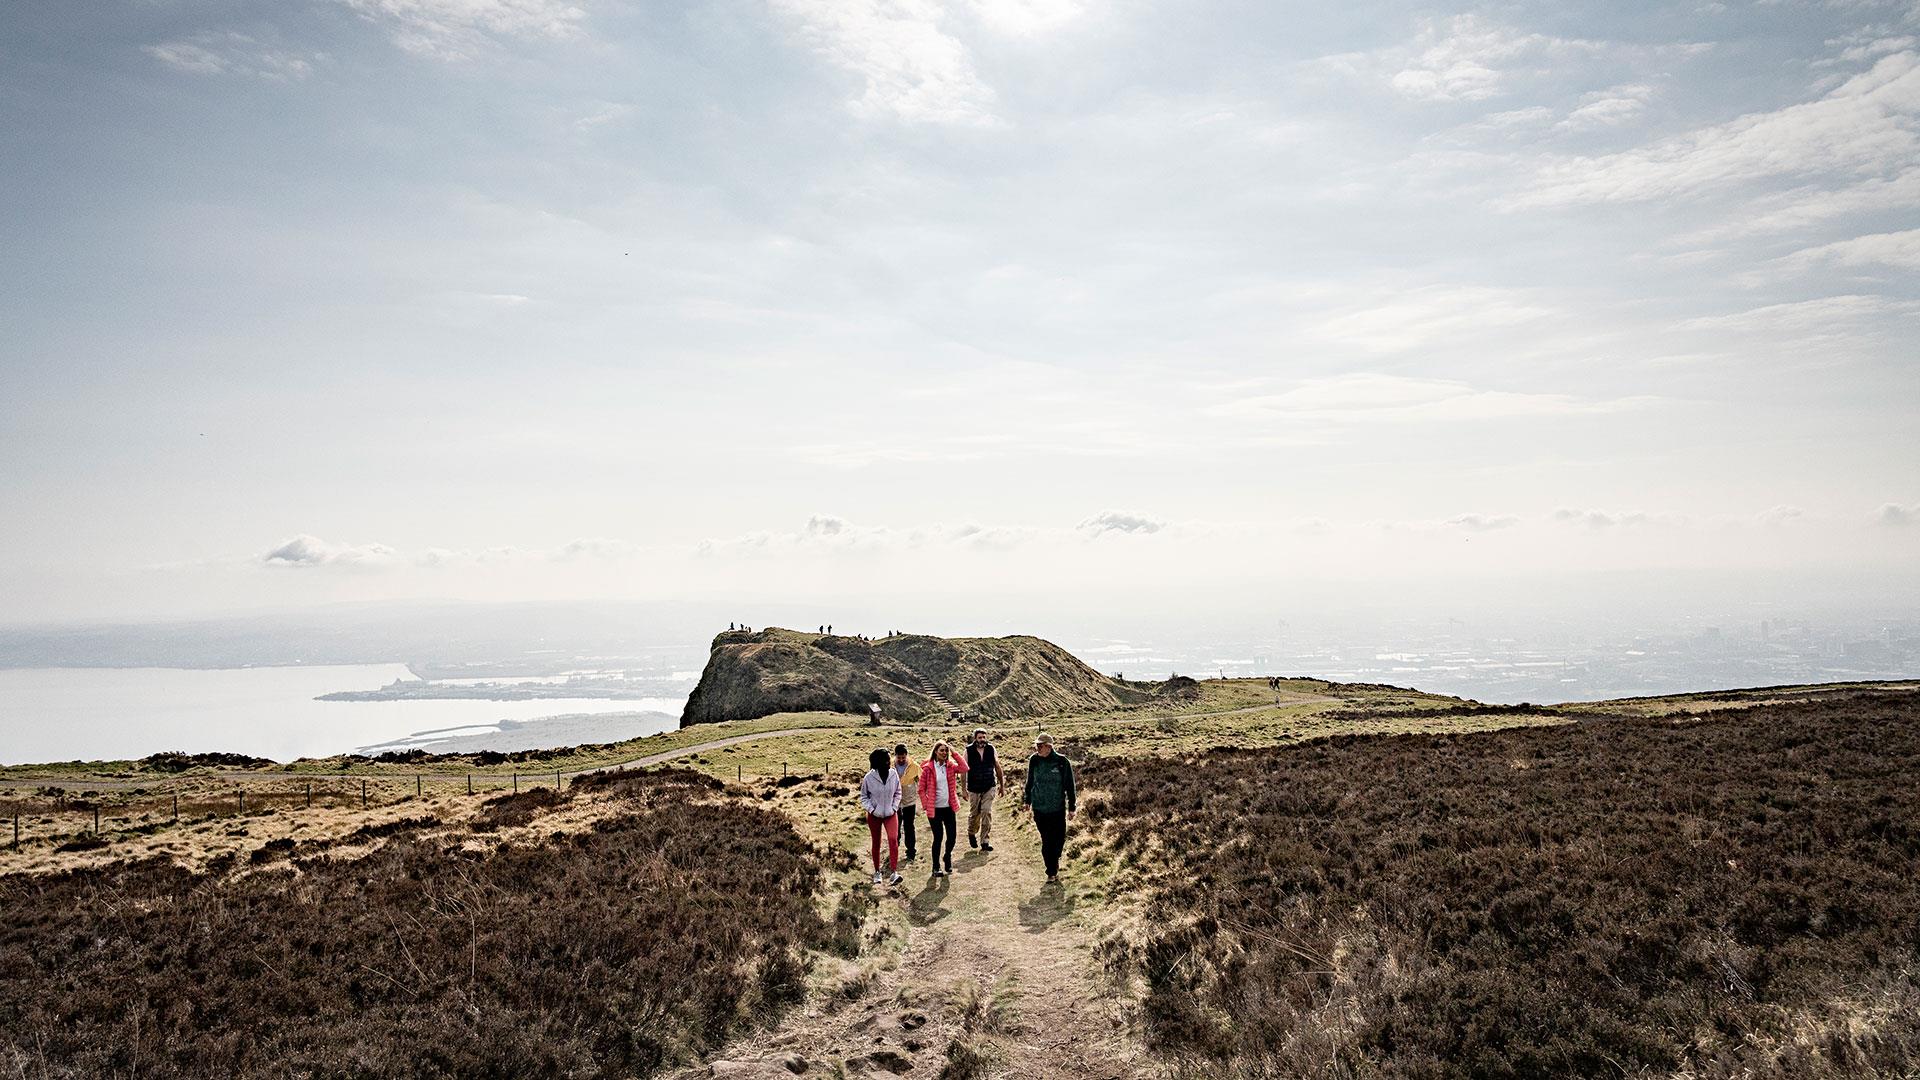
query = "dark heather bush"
(1091, 691, 1920, 1079)
(468, 787, 566, 832)
(0, 768, 832, 1079)
(140, 751, 277, 772)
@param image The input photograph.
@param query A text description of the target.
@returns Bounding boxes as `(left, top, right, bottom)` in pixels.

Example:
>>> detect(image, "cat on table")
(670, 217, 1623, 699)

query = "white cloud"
(1828, 31, 1917, 65)
(770, 0, 996, 124)
(1446, 513, 1521, 531)
(1321, 15, 1603, 103)
(337, 0, 585, 60)
(966, 0, 1085, 36)
(262, 534, 397, 568)
(1779, 227, 1920, 270)
(144, 33, 321, 79)
(1677, 293, 1920, 333)
(699, 510, 1184, 557)
(1557, 83, 1656, 130)
(551, 536, 639, 560)
(260, 535, 651, 570)
(1757, 504, 1806, 525)
(1878, 502, 1917, 526)
(1480, 105, 1555, 128)
(1215, 374, 1650, 424)
(416, 546, 529, 566)
(1671, 166, 1920, 243)
(805, 514, 849, 538)
(1308, 285, 1559, 353)
(1553, 508, 1650, 529)
(698, 514, 1043, 557)
(1078, 510, 1166, 536)
(1514, 51, 1920, 207)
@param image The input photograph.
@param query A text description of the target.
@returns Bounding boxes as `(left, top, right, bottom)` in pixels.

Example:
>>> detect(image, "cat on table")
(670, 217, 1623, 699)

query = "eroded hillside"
(678, 627, 1159, 727)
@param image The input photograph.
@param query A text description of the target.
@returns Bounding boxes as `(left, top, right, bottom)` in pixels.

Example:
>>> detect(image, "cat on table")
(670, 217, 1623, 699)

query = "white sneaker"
(872, 870, 884, 885)
(888, 872, 903, 886)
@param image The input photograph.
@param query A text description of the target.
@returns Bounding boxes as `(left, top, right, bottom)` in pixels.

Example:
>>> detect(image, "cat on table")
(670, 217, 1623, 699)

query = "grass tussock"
(1091, 690, 1920, 1079)
(949, 974, 1020, 1038)
(0, 768, 835, 1078)
(935, 1037, 990, 1080)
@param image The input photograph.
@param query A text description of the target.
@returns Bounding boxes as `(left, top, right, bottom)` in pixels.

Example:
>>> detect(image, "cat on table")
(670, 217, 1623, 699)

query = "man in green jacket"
(1019, 732, 1076, 883)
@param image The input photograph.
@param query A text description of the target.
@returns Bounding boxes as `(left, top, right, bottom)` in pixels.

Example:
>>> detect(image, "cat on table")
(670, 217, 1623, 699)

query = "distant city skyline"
(2, 0, 1916, 623)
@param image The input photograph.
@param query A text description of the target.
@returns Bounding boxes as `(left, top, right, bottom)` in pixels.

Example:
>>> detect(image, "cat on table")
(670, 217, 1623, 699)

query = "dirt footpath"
(677, 807, 1160, 1080)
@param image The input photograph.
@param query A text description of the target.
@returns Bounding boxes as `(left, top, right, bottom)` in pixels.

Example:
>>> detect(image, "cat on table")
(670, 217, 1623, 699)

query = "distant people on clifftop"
(860, 747, 904, 887)
(919, 740, 967, 876)
(1021, 733, 1077, 884)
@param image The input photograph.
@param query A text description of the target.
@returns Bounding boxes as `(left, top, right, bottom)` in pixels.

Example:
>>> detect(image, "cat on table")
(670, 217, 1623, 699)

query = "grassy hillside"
(679, 627, 1148, 727)
(4, 674, 1915, 1078)
(1085, 686, 1920, 1078)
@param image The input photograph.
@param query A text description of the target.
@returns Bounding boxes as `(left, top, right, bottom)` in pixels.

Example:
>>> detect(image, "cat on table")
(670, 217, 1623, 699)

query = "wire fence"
(0, 755, 1003, 852)
(0, 772, 575, 851)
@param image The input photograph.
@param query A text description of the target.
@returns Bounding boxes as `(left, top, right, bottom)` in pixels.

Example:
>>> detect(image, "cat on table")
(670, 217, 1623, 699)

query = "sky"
(0, 0, 1916, 628)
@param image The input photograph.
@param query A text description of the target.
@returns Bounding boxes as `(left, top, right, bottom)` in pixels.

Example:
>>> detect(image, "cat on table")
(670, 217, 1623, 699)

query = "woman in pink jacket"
(918, 740, 968, 876)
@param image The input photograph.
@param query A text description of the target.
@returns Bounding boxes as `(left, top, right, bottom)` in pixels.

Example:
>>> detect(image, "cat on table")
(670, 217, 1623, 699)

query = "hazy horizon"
(4, 0, 1917, 631)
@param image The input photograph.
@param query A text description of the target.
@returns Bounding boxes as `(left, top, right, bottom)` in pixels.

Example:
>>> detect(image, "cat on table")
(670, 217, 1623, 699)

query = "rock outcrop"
(679, 627, 1145, 728)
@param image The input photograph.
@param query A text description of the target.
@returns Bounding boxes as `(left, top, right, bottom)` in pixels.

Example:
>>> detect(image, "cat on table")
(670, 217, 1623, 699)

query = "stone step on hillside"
(911, 674, 962, 720)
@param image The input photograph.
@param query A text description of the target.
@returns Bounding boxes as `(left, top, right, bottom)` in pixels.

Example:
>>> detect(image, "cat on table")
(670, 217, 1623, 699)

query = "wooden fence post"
(416, 775, 422, 799)
(94, 806, 100, 834)
(306, 781, 312, 808)
(737, 764, 742, 782)
(361, 779, 367, 808)
(512, 773, 518, 794)
(555, 771, 561, 791)
(466, 773, 472, 796)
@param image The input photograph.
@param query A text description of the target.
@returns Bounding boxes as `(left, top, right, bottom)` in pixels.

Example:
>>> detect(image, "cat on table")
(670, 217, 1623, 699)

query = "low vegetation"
(0, 769, 838, 1078)
(1089, 689, 1920, 1078)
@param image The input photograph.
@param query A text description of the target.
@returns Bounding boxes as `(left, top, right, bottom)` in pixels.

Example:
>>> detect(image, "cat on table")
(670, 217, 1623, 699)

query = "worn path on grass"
(681, 802, 1159, 1080)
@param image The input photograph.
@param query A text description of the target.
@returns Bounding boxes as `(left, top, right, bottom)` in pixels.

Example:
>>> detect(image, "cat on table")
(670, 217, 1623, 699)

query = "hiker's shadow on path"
(910, 876, 952, 927)
(1018, 883, 1074, 932)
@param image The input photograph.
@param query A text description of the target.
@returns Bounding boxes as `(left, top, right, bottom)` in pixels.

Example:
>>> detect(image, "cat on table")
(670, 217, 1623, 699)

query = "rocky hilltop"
(679, 627, 1158, 727)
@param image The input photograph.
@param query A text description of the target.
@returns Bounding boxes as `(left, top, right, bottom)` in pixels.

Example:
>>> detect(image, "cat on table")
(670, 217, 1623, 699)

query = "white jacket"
(860, 768, 902, 817)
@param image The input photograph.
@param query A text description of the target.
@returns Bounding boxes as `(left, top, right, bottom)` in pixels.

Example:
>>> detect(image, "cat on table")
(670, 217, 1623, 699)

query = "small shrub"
(469, 788, 564, 833)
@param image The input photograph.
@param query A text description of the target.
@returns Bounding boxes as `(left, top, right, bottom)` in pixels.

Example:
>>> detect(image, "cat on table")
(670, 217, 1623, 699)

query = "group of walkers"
(858, 727, 1078, 888)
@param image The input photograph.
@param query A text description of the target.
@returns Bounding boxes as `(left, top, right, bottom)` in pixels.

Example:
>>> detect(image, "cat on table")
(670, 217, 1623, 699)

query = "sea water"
(0, 664, 683, 765)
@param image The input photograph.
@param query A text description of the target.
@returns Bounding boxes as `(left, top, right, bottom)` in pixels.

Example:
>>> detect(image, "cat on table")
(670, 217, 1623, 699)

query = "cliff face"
(678, 628, 1141, 728)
